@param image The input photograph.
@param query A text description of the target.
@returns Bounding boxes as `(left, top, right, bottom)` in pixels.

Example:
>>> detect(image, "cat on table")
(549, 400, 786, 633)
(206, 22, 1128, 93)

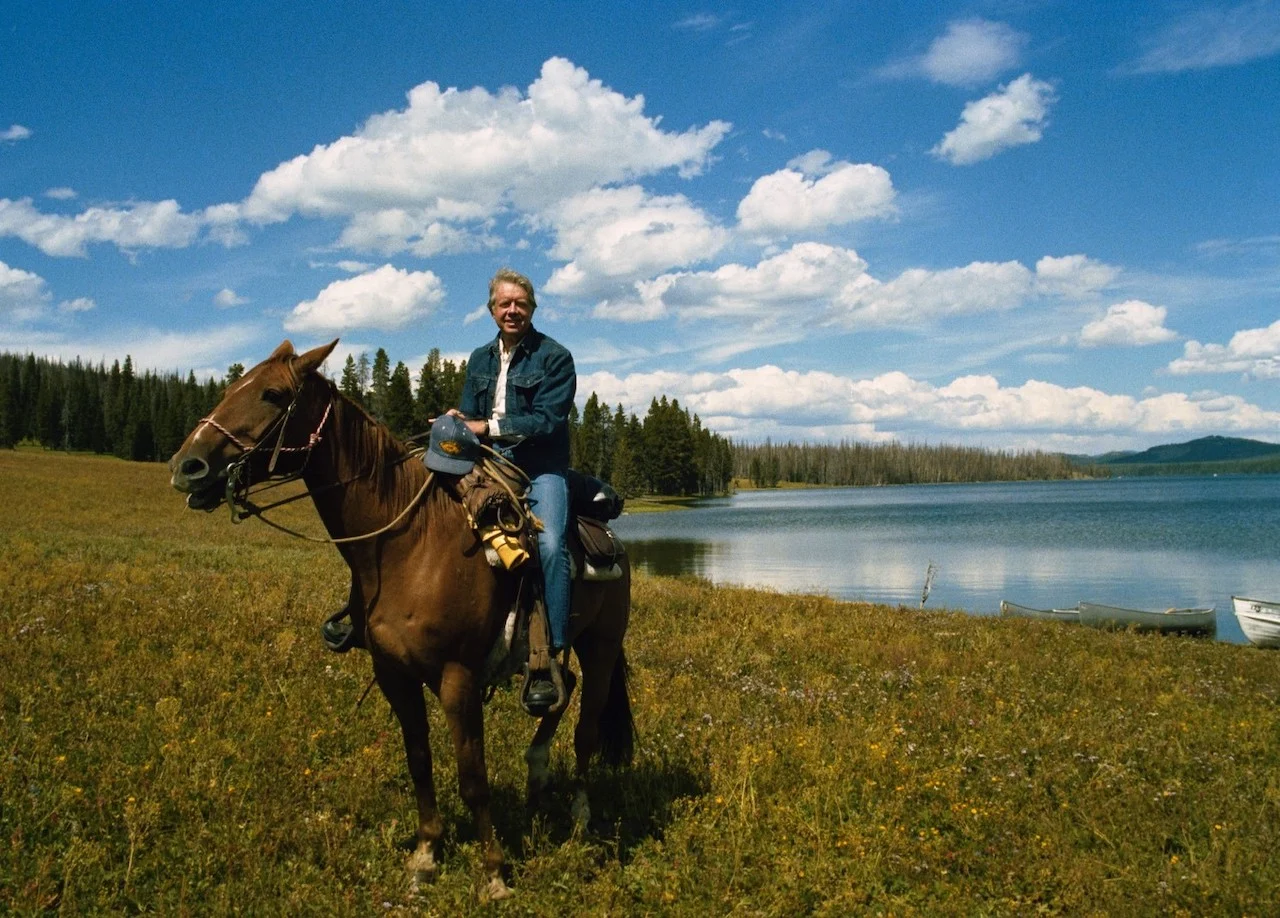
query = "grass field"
(3, 448, 1279, 915)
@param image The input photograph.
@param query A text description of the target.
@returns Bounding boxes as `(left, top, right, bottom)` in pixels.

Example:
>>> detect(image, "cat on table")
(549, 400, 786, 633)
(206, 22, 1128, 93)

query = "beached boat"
(1078, 601, 1216, 636)
(999, 600, 1080, 623)
(1231, 596, 1280, 648)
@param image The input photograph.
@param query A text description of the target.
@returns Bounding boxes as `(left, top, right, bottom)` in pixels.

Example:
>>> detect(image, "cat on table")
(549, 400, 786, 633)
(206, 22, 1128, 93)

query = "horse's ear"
(269, 340, 295, 360)
(294, 339, 339, 377)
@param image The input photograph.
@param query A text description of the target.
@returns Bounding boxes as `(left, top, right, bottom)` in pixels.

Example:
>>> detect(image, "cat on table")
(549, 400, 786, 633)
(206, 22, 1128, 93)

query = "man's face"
(490, 281, 533, 340)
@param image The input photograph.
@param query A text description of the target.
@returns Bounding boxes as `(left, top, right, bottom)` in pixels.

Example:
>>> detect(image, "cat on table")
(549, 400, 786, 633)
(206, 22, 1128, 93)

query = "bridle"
(196, 372, 436, 544)
(193, 371, 334, 523)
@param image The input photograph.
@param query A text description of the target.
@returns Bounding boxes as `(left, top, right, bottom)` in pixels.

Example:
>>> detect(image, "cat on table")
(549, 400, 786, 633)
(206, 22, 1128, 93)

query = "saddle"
(446, 463, 625, 580)
(442, 460, 625, 714)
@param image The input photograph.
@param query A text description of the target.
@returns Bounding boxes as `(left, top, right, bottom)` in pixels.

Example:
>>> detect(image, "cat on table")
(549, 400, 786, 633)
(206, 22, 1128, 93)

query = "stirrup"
(520, 656, 568, 717)
(321, 608, 360, 654)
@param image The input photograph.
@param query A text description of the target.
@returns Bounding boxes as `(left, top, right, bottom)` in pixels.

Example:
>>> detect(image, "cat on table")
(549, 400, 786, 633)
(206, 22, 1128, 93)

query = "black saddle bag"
(576, 515, 624, 570)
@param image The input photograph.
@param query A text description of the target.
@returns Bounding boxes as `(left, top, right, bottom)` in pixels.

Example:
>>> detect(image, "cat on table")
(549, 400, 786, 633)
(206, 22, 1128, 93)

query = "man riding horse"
(324, 267, 574, 712)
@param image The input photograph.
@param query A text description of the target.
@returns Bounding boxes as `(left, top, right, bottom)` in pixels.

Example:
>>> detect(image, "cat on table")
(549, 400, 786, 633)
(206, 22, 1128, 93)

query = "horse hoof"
(481, 875, 513, 902)
(408, 847, 438, 892)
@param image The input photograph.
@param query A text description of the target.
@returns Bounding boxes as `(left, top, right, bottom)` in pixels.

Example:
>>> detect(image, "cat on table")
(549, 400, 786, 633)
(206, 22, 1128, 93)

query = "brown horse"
(168, 339, 633, 901)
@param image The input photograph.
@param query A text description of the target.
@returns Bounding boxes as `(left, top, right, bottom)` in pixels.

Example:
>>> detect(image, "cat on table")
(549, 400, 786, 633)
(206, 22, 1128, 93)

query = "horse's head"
(169, 338, 338, 511)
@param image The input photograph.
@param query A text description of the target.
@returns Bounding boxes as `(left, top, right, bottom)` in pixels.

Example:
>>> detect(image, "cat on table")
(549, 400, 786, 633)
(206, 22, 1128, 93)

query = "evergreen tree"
(103, 359, 122, 453)
(609, 424, 643, 499)
(442, 358, 467, 408)
(20, 354, 39, 443)
(111, 356, 135, 459)
(643, 396, 697, 495)
(0, 358, 18, 447)
(578, 393, 608, 478)
(339, 355, 363, 404)
(356, 352, 371, 402)
(369, 348, 391, 420)
(414, 348, 445, 428)
(385, 361, 416, 437)
(128, 409, 155, 461)
(225, 362, 245, 385)
(61, 361, 95, 451)
(35, 371, 62, 448)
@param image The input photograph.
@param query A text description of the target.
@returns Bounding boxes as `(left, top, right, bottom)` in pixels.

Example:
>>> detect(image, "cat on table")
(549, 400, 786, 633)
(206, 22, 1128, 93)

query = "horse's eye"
(263, 388, 290, 407)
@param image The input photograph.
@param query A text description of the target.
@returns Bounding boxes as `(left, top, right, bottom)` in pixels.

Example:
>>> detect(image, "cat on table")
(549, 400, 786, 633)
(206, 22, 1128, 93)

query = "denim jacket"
(459, 328, 576, 478)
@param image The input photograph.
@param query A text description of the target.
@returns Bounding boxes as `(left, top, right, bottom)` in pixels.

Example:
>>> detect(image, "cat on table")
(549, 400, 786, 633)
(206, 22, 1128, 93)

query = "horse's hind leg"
(567, 637, 618, 831)
(438, 663, 511, 902)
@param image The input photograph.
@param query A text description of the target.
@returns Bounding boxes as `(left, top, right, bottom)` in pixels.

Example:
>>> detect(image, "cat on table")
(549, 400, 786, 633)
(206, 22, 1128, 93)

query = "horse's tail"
(597, 649, 635, 767)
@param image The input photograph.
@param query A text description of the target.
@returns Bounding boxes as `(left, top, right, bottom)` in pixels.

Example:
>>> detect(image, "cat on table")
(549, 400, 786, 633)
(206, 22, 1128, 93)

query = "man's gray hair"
(488, 268, 537, 311)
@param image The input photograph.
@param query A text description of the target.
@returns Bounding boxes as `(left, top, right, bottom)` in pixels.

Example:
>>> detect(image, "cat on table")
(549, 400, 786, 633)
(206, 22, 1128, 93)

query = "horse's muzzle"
(169, 453, 226, 511)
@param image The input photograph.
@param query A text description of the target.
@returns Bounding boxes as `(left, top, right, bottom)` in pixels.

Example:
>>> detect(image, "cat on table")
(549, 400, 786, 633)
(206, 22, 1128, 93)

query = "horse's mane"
(319, 378, 460, 533)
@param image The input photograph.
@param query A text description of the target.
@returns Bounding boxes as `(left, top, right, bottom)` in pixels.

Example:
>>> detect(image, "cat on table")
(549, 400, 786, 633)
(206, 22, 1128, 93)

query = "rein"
(242, 467, 436, 544)
(202, 379, 535, 547)
(199, 381, 436, 545)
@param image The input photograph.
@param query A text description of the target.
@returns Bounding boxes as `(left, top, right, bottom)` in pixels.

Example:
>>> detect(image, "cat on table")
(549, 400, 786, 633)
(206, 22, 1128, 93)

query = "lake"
(610, 475, 1280, 644)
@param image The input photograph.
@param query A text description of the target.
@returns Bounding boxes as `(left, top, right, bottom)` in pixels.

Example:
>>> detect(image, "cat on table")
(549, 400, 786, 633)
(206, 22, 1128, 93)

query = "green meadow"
(3, 448, 1278, 916)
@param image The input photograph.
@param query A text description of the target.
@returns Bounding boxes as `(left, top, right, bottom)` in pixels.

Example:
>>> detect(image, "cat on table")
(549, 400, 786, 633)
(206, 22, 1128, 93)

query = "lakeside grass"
(3, 448, 1279, 915)
(622, 494, 705, 513)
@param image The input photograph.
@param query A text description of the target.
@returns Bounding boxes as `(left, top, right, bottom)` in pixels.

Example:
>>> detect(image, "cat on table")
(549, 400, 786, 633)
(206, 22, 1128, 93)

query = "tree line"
(0, 348, 734, 497)
(569, 393, 734, 499)
(735, 438, 1106, 487)
(0, 352, 224, 462)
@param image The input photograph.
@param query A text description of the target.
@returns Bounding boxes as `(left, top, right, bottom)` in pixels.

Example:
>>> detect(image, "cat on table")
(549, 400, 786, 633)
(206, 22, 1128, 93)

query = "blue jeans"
(527, 472, 570, 651)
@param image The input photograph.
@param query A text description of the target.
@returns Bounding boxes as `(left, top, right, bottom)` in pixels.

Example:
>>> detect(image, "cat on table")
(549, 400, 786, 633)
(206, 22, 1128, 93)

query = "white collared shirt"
(488, 339, 516, 437)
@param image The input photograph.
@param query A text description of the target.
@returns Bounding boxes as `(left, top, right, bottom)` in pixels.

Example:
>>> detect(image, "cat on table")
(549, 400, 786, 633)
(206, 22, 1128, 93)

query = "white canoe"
(999, 601, 1080, 623)
(1078, 601, 1216, 636)
(1232, 596, 1280, 648)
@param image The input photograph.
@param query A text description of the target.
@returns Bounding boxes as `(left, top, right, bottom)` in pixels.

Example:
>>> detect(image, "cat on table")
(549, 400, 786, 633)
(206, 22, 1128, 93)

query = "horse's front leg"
(374, 664, 443, 890)
(525, 668, 576, 811)
(438, 663, 511, 902)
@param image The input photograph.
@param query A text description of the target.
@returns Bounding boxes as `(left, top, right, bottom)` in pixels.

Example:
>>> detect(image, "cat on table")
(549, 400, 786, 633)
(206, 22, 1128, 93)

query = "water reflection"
(625, 539, 720, 579)
(612, 476, 1280, 645)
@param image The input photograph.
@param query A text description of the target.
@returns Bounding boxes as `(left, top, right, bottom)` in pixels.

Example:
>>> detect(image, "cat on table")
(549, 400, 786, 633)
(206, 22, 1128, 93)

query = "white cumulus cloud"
(1, 124, 32, 143)
(214, 288, 249, 308)
(1033, 255, 1119, 298)
(1080, 300, 1178, 347)
(594, 246, 1119, 343)
(825, 251, 1110, 326)
(922, 19, 1026, 86)
(931, 74, 1057, 165)
(640, 242, 871, 323)
(579, 363, 1280, 445)
(0, 197, 205, 257)
(879, 19, 1025, 86)
(0, 260, 51, 321)
(1168, 318, 1280, 379)
(241, 57, 731, 255)
(736, 151, 896, 238)
(543, 186, 729, 299)
(285, 265, 445, 333)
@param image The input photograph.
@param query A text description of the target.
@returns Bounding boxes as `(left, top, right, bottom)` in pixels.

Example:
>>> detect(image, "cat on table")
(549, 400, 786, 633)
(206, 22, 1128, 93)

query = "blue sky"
(2, 1, 1278, 453)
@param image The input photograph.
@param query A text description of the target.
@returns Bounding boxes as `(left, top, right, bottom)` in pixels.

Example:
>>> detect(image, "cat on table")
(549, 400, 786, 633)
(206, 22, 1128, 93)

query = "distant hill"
(1092, 450, 1138, 464)
(1105, 435, 1280, 466)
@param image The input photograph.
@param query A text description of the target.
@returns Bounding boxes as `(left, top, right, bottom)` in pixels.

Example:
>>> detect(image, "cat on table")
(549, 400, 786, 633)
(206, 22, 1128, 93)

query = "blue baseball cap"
(424, 414, 482, 474)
